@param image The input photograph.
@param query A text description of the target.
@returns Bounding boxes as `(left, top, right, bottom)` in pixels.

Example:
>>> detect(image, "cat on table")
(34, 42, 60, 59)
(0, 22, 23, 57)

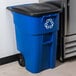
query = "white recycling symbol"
(44, 18, 54, 29)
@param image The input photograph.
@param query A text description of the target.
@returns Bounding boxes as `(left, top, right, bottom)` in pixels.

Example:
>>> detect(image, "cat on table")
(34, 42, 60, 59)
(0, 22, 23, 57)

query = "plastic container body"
(12, 12, 59, 73)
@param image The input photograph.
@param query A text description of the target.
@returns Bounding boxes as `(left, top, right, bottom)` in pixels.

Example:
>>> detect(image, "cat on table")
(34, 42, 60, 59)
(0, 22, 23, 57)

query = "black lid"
(7, 3, 61, 17)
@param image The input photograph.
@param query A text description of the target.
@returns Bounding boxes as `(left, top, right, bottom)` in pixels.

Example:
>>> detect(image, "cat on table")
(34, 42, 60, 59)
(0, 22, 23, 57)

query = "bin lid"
(7, 3, 61, 16)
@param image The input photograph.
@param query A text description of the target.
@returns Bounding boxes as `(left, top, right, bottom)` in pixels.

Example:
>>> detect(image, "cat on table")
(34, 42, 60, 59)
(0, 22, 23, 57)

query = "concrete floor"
(0, 59, 76, 76)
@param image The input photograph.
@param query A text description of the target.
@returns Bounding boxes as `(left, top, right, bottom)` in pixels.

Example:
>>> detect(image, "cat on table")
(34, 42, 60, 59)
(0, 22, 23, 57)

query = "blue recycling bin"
(7, 3, 61, 73)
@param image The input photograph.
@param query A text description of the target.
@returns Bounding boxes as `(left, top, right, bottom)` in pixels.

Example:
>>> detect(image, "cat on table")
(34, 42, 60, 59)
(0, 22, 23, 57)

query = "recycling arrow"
(44, 18, 54, 29)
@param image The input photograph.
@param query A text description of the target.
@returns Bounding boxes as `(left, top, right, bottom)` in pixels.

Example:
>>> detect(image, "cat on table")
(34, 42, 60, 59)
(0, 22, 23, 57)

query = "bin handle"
(43, 41, 52, 45)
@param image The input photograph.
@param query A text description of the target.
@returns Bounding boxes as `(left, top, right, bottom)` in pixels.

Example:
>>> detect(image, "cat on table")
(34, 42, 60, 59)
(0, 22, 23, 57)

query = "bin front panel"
(13, 12, 59, 35)
(11, 12, 59, 73)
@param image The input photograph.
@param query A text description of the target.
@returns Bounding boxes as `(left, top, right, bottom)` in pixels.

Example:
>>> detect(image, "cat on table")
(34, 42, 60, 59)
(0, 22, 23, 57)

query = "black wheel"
(18, 54, 25, 67)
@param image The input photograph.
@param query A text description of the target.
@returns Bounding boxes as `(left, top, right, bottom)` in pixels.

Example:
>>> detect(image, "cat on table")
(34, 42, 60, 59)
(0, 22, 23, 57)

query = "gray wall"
(69, 0, 76, 34)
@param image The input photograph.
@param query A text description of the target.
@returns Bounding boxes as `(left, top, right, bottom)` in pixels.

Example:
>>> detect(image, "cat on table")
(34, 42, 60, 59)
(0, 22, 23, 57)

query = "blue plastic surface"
(12, 12, 59, 73)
